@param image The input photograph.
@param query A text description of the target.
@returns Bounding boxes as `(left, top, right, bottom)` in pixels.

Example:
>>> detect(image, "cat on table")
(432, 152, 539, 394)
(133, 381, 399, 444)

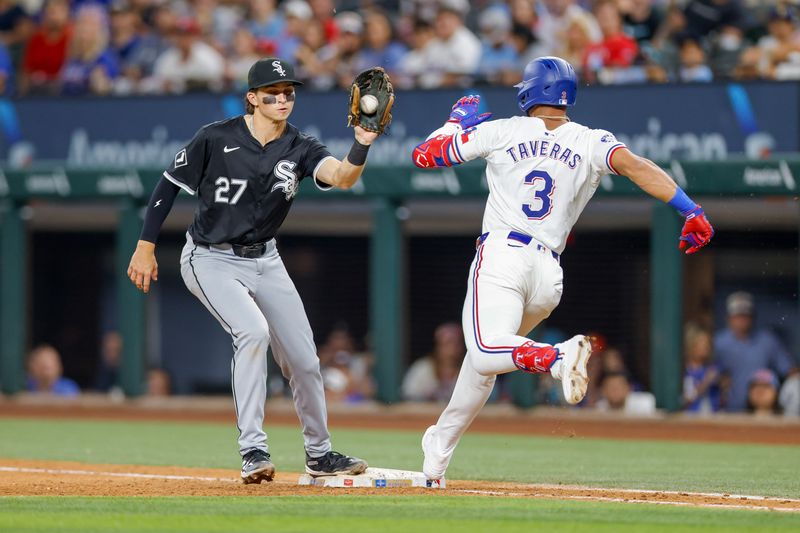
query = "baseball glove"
(347, 67, 395, 134)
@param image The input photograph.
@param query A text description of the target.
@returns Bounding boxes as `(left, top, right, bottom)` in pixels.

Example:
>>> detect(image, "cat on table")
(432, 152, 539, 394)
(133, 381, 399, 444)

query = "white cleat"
(553, 335, 592, 404)
(421, 425, 448, 481)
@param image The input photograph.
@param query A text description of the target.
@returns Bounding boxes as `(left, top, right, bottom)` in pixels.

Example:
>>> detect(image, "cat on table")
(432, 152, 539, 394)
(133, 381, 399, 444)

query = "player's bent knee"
(238, 323, 270, 345)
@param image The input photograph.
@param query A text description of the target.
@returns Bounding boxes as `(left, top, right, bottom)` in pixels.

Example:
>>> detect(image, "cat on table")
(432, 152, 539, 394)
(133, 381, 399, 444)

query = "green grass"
(0, 418, 798, 497)
(1, 496, 799, 533)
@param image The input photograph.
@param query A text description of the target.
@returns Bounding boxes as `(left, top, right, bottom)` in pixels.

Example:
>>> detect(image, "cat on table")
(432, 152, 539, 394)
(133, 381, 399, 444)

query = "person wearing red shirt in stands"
(583, 0, 638, 83)
(20, 0, 71, 94)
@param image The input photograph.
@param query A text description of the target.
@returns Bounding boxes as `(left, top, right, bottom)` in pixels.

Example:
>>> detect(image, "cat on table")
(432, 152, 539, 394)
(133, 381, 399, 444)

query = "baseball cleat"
(241, 449, 275, 484)
(305, 451, 368, 477)
(553, 335, 592, 404)
(421, 425, 448, 481)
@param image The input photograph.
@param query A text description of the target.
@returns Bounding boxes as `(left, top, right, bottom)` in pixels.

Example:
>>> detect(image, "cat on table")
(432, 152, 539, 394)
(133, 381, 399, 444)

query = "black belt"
(232, 243, 268, 258)
(197, 241, 268, 258)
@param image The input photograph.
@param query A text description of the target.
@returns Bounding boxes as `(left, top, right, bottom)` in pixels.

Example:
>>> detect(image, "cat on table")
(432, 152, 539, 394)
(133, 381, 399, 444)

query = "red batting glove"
(679, 206, 714, 255)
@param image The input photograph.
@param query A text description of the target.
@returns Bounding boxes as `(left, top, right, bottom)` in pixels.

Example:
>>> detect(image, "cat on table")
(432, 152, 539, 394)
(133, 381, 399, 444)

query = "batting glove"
(679, 206, 714, 255)
(447, 95, 492, 129)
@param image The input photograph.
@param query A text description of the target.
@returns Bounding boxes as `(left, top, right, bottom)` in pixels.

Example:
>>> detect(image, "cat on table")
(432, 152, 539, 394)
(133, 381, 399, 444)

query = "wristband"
(346, 140, 370, 166)
(668, 187, 698, 217)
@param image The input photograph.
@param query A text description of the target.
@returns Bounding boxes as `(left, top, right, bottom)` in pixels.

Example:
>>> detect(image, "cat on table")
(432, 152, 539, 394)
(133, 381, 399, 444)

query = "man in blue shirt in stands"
(714, 291, 797, 412)
(25, 344, 80, 396)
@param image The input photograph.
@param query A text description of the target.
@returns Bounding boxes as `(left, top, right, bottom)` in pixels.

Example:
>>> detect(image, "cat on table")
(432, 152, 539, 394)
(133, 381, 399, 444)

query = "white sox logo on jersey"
(272, 160, 298, 200)
(272, 60, 286, 77)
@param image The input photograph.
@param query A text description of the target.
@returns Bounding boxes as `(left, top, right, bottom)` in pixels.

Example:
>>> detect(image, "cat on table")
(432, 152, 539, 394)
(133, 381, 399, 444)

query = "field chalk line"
(2, 466, 798, 513)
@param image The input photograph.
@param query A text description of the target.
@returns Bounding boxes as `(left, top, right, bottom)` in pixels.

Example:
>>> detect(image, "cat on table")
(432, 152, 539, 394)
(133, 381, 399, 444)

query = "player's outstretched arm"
(610, 147, 714, 254)
(127, 177, 180, 293)
(316, 126, 378, 190)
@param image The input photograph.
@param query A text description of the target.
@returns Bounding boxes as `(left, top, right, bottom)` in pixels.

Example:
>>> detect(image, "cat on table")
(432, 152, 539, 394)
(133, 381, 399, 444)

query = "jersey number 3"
(214, 177, 247, 205)
(522, 170, 554, 220)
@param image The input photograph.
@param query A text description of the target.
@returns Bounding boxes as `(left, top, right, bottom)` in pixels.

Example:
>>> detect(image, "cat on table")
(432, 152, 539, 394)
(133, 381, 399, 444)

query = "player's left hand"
(354, 125, 378, 146)
(679, 206, 714, 254)
(448, 95, 492, 129)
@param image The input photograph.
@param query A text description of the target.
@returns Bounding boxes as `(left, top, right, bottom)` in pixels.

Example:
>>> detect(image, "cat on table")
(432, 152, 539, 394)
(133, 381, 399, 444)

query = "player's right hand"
(128, 240, 158, 293)
(447, 95, 492, 129)
(679, 206, 714, 255)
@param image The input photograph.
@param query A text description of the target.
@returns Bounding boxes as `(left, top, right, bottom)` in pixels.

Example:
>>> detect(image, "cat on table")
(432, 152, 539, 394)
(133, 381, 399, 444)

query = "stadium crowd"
(2, 0, 799, 96)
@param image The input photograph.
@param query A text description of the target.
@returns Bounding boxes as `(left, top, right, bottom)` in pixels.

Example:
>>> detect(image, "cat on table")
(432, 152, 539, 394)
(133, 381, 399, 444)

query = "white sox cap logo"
(272, 60, 286, 77)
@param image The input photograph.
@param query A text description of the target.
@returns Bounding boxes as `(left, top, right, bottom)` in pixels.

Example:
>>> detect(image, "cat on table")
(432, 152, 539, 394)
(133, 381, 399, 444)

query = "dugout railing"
(0, 160, 798, 410)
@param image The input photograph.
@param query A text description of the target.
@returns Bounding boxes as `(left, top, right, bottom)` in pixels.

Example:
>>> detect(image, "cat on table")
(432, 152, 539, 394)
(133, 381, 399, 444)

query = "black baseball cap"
(247, 57, 304, 90)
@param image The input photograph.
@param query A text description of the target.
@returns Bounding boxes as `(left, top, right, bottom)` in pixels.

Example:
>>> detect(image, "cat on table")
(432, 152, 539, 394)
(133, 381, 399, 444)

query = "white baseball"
(360, 94, 379, 115)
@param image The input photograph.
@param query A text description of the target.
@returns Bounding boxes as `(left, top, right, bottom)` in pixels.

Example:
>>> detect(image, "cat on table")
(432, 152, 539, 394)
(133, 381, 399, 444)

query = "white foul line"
(2, 466, 798, 512)
(0, 466, 238, 483)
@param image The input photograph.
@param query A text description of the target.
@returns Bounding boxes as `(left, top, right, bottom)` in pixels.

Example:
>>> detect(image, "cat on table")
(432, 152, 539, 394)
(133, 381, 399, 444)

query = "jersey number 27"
(522, 170, 554, 220)
(214, 177, 248, 205)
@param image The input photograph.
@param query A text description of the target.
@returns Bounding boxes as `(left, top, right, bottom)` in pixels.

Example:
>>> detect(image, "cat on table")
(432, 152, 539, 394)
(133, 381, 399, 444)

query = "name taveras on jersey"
(272, 160, 299, 200)
(505, 139, 582, 169)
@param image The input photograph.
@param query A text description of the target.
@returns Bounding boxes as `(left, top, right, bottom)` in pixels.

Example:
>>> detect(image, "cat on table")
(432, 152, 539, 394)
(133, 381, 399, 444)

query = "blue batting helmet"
(514, 57, 577, 113)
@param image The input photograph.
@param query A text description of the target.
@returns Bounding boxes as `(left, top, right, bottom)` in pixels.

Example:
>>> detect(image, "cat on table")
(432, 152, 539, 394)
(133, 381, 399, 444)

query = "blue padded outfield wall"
(0, 81, 796, 168)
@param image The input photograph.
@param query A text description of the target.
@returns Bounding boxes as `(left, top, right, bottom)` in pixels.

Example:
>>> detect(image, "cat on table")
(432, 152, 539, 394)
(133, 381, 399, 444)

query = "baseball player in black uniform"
(127, 57, 381, 484)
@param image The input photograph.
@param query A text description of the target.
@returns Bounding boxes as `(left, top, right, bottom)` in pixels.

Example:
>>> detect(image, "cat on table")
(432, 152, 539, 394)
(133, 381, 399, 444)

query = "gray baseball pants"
(180, 233, 332, 457)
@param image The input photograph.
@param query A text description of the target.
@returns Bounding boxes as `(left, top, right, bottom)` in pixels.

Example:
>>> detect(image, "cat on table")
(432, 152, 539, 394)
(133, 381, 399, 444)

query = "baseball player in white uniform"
(411, 56, 714, 481)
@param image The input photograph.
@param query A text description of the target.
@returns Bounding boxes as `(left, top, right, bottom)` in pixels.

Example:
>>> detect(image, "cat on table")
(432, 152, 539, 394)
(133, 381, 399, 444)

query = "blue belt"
(476, 231, 560, 261)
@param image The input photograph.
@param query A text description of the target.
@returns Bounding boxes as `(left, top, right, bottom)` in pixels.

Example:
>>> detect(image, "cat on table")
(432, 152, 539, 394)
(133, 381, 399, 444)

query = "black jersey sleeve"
(302, 135, 335, 190)
(163, 127, 208, 195)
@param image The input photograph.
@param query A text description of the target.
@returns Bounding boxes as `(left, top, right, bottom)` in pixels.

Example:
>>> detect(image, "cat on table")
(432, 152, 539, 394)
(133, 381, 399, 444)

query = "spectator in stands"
(320, 11, 363, 90)
(318, 325, 374, 403)
(682, 323, 720, 414)
(584, 0, 639, 84)
(121, 4, 175, 94)
(146, 368, 171, 396)
(757, 6, 800, 80)
(476, 5, 519, 85)
(747, 368, 780, 417)
(678, 37, 713, 82)
(556, 12, 595, 80)
(426, 0, 481, 87)
(226, 27, 261, 91)
(402, 322, 464, 402)
(779, 373, 800, 417)
(193, 0, 240, 53)
(0, 40, 11, 95)
(595, 371, 656, 415)
(358, 10, 406, 78)
(247, 0, 284, 49)
(26, 344, 80, 396)
(110, 2, 143, 77)
(509, 0, 536, 33)
(714, 291, 798, 412)
(537, 0, 601, 58)
(151, 17, 224, 93)
(277, 0, 312, 62)
(93, 330, 122, 392)
(620, 0, 663, 45)
(397, 17, 436, 89)
(294, 21, 332, 89)
(0, 0, 31, 69)
(20, 0, 71, 95)
(60, 4, 119, 95)
(308, 0, 338, 44)
(682, 0, 743, 42)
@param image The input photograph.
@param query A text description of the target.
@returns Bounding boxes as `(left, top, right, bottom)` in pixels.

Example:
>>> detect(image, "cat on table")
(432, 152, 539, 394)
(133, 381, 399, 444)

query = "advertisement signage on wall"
(0, 82, 795, 168)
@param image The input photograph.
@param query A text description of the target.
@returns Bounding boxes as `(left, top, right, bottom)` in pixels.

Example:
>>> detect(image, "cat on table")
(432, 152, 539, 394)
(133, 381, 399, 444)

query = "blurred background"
(0, 0, 798, 419)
